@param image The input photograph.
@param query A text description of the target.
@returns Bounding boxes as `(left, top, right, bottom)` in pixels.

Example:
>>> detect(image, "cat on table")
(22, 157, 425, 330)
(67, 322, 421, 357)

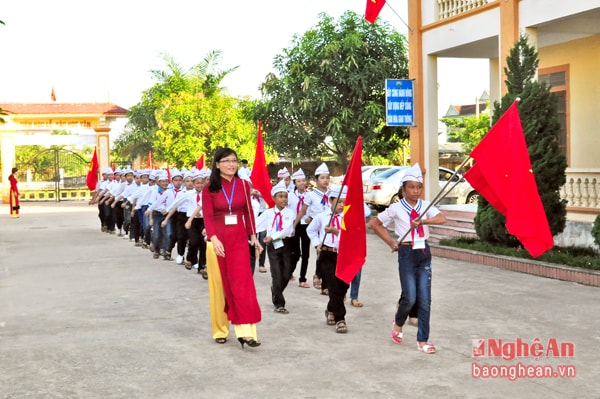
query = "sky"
(0, 0, 488, 120)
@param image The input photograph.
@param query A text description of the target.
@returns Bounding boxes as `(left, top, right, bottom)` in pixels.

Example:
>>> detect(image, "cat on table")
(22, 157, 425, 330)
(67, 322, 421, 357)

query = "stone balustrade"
(561, 169, 600, 210)
(437, 0, 493, 20)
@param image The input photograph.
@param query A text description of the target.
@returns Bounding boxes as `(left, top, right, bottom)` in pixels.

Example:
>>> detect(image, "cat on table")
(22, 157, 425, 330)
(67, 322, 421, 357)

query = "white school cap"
(401, 163, 423, 184)
(277, 167, 290, 178)
(315, 162, 329, 176)
(271, 180, 288, 196)
(292, 168, 306, 180)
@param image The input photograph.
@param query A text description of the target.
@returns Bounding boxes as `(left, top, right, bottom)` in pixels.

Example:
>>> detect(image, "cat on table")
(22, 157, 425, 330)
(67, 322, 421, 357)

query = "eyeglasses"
(219, 159, 239, 165)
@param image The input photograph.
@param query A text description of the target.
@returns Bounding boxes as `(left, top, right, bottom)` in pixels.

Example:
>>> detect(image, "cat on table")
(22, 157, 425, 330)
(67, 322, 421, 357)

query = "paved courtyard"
(1, 202, 598, 398)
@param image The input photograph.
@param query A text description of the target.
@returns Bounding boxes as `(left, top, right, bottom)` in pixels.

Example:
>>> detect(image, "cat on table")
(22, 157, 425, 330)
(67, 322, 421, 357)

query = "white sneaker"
(193, 263, 199, 269)
(176, 255, 184, 265)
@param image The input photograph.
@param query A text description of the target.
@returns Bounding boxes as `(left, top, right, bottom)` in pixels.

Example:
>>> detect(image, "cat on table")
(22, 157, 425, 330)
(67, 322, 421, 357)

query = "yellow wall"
(539, 34, 600, 169)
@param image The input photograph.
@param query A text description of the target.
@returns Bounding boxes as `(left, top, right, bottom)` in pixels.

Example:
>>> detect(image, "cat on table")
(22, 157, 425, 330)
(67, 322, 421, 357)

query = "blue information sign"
(385, 79, 414, 126)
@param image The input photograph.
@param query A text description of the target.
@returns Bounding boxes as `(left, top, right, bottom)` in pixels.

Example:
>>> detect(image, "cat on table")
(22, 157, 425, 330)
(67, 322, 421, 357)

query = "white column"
(423, 54, 440, 200)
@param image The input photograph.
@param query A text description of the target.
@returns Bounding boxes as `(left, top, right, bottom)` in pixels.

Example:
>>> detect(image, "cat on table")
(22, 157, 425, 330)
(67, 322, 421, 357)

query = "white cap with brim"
(157, 172, 169, 181)
(292, 168, 306, 180)
(271, 180, 288, 197)
(277, 167, 290, 178)
(328, 185, 347, 199)
(315, 162, 329, 176)
(401, 163, 423, 184)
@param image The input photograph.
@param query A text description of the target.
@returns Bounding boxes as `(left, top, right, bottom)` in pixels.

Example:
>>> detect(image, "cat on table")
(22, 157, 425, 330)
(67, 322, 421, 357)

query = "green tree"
(441, 112, 490, 153)
(113, 51, 245, 166)
(474, 35, 567, 246)
(258, 11, 409, 167)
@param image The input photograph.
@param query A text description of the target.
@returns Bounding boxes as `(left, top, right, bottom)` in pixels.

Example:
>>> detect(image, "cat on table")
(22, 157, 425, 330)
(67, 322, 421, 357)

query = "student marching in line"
(256, 180, 296, 314)
(184, 169, 210, 278)
(294, 162, 331, 294)
(128, 170, 150, 246)
(369, 163, 447, 354)
(90, 168, 110, 231)
(287, 168, 311, 288)
(163, 169, 194, 266)
(146, 171, 175, 261)
(306, 186, 350, 333)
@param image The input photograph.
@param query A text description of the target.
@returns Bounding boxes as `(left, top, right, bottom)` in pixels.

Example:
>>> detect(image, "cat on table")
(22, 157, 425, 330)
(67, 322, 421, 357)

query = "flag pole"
(395, 155, 473, 244)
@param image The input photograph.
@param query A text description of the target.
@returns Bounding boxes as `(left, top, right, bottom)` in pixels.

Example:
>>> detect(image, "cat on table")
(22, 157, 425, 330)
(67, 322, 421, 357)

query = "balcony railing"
(561, 170, 600, 211)
(437, 0, 493, 20)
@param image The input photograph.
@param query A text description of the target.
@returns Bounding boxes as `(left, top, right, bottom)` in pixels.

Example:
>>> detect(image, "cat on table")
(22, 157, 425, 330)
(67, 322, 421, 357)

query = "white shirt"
(306, 209, 343, 249)
(256, 206, 295, 242)
(303, 188, 331, 220)
(376, 199, 440, 241)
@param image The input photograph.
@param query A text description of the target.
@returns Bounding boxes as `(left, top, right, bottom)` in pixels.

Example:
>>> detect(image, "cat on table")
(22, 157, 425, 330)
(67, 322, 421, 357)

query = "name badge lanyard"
(221, 179, 237, 215)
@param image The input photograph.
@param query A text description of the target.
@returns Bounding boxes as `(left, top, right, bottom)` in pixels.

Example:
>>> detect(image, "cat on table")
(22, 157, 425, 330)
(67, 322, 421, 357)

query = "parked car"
(438, 167, 479, 204)
(363, 166, 410, 208)
(363, 166, 480, 209)
(330, 165, 393, 185)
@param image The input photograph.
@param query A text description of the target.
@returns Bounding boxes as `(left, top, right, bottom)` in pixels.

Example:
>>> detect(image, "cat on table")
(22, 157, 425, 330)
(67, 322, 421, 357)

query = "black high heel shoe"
(237, 337, 261, 349)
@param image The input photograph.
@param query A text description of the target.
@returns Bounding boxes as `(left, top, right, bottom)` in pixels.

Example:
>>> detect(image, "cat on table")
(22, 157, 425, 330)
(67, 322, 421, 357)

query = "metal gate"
(20, 146, 90, 201)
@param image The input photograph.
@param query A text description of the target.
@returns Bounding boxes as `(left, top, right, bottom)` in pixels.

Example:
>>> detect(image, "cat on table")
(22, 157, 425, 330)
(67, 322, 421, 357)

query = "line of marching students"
(89, 160, 443, 354)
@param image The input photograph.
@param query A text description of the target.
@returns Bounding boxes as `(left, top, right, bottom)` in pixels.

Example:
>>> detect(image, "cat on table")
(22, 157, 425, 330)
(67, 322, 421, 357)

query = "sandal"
(215, 337, 227, 344)
(417, 342, 436, 354)
(391, 322, 403, 344)
(335, 320, 348, 334)
(274, 307, 289, 314)
(350, 299, 363, 307)
(298, 282, 310, 288)
(313, 275, 321, 289)
(199, 268, 208, 280)
(184, 261, 193, 270)
(320, 289, 329, 296)
(324, 310, 336, 326)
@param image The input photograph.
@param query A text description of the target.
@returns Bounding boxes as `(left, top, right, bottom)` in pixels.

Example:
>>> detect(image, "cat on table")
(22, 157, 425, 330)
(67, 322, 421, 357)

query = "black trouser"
(123, 202, 132, 234)
(171, 211, 188, 256)
(103, 203, 115, 231)
(186, 217, 206, 267)
(97, 203, 105, 228)
(114, 200, 125, 230)
(290, 223, 310, 282)
(130, 208, 141, 242)
(267, 239, 293, 309)
(320, 250, 349, 323)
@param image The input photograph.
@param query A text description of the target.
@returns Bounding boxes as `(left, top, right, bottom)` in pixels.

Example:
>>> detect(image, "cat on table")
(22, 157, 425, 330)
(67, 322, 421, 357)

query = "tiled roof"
(0, 103, 128, 116)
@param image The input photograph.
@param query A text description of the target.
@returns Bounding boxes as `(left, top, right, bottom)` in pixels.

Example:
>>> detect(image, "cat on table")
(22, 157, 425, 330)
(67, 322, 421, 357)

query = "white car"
(363, 166, 410, 208)
(363, 166, 480, 209)
(438, 167, 479, 204)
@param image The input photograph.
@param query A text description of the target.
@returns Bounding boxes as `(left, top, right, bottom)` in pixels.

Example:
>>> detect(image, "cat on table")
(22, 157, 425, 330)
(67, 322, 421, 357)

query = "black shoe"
(237, 337, 260, 349)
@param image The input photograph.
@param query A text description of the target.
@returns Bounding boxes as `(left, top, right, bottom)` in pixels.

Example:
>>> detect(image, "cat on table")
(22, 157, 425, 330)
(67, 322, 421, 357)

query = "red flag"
(86, 147, 99, 191)
(51, 87, 56, 102)
(335, 136, 367, 283)
(166, 163, 172, 182)
(147, 150, 153, 168)
(463, 101, 553, 257)
(365, 0, 386, 23)
(250, 121, 275, 208)
(195, 154, 205, 170)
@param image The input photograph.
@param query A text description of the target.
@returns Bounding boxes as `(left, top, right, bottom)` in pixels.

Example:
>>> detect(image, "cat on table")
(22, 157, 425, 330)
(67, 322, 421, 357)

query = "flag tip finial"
(515, 97, 521, 102)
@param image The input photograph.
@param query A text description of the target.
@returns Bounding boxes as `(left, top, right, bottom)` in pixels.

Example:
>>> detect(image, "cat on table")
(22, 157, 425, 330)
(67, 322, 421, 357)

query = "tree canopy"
(258, 11, 409, 167)
(113, 51, 258, 167)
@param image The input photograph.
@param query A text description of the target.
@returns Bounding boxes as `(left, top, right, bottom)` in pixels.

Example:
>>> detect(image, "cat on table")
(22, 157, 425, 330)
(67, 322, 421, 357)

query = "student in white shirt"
(256, 181, 295, 314)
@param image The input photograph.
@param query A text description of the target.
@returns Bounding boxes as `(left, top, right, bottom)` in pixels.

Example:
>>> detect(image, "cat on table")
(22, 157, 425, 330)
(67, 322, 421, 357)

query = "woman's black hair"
(11, 167, 18, 174)
(208, 147, 239, 193)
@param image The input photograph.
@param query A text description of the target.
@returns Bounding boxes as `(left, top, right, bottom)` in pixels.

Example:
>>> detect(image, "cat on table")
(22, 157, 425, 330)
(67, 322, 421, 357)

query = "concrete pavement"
(1, 202, 598, 398)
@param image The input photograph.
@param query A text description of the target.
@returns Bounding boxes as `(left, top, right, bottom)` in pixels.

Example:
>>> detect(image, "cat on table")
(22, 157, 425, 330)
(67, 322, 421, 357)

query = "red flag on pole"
(166, 163, 172, 182)
(335, 136, 367, 284)
(365, 0, 386, 23)
(250, 121, 275, 208)
(51, 87, 57, 102)
(86, 147, 99, 191)
(463, 101, 554, 257)
(195, 154, 205, 170)
(147, 150, 153, 168)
